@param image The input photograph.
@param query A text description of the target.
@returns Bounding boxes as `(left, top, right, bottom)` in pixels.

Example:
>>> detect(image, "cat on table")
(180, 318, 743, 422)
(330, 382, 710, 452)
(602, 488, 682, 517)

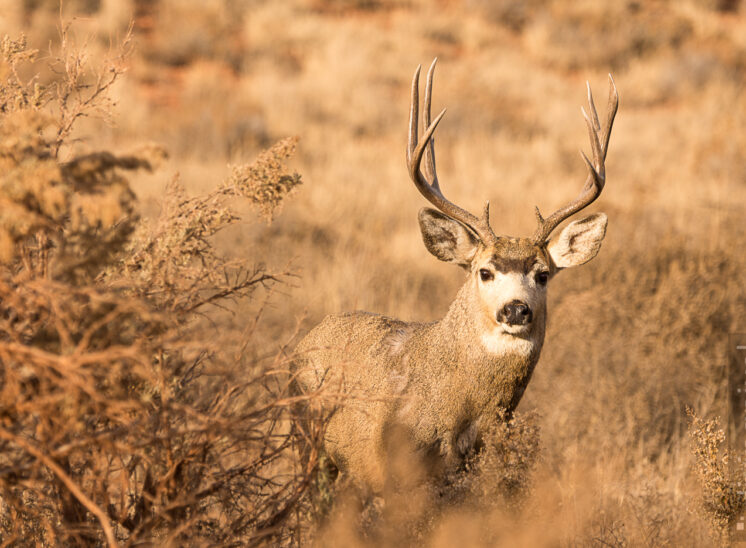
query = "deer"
(294, 60, 618, 494)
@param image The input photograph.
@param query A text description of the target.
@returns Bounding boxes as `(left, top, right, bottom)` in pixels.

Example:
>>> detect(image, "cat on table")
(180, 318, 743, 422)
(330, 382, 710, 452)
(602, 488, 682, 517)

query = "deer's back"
(294, 311, 421, 395)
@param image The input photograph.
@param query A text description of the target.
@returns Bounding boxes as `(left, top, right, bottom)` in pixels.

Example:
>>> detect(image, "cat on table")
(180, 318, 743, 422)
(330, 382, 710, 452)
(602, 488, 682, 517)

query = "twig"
(0, 427, 119, 547)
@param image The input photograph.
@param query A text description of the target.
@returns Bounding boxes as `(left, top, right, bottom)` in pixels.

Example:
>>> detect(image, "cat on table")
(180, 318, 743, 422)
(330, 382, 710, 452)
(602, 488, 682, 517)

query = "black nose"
(498, 300, 533, 326)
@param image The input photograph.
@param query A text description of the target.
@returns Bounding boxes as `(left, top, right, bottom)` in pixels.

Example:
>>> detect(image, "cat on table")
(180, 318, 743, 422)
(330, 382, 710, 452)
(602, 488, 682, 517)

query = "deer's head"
(407, 60, 618, 344)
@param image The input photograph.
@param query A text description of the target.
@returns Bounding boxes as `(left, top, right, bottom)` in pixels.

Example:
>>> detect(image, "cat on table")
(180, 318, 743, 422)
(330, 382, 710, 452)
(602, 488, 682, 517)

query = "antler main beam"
(407, 59, 496, 244)
(533, 76, 619, 244)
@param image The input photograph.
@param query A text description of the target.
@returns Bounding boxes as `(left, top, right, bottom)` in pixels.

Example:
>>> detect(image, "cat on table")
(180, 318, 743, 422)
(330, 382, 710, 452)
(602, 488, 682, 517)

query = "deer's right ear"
(547, 212, 607, 269)
(418, 208, 480, 268)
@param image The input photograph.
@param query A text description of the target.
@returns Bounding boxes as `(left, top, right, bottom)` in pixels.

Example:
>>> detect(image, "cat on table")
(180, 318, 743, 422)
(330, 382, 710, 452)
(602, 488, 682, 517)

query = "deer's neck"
(429, 278, 546, 411)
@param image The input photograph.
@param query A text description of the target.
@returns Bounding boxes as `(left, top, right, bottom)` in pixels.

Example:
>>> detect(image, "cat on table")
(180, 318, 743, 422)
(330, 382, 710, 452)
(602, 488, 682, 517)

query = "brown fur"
(294, 237, 550, 492)
(294, 84, 609, 490)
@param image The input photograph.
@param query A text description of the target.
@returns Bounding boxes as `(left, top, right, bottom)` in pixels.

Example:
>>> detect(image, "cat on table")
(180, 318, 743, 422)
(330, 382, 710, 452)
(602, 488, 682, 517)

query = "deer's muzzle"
(498, 300, 533, 326)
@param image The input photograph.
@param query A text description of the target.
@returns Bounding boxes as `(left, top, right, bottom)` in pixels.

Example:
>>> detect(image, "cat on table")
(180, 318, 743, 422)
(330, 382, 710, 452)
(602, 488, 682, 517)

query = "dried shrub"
(462, 411, 541, 511)
(49, 20, 134, 156)
(0, 29, 327, 547)
(226, 136, 303, 222)
(687, 408, 746, 545)
(0, 107, 148, 277)
(0, 35, 45, 113)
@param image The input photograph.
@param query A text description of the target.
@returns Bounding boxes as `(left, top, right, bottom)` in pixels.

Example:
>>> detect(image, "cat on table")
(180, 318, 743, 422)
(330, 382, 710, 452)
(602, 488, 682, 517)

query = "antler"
(407, 59, 496, 244)
(532, 75, 619, 244)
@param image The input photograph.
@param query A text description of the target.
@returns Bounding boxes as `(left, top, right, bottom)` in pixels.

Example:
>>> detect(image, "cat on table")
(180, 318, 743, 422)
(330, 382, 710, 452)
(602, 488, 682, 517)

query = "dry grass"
(0, 0, 745, 545)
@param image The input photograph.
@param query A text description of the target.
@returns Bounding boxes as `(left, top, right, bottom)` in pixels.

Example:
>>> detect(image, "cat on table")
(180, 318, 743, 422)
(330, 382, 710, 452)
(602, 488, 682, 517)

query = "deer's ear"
(547, 212, 607, 269)
(418, 208, 480, 267)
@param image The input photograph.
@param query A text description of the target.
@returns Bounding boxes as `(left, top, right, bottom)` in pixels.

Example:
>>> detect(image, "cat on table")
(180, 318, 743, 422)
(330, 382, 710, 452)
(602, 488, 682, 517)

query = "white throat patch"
(480, 329, 535, 357)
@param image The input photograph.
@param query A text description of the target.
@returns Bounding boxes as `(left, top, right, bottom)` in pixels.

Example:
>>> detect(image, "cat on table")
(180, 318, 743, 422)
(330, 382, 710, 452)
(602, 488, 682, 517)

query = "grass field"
(1, 0, 745, 545)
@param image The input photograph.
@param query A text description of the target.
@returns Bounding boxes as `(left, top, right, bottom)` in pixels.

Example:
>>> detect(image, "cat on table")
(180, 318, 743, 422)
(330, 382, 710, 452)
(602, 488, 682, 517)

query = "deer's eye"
(479, 268, 494, 282)
(535, 271, 549, 286)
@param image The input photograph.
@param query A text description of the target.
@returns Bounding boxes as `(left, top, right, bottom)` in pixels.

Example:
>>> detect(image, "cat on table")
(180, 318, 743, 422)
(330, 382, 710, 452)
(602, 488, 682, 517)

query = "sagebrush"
(0, 30, 326, 546)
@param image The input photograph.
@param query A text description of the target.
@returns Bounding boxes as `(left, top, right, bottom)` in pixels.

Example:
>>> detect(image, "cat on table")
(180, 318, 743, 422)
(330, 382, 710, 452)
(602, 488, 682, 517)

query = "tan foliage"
(687, 408, 746, 545)
(227, 136, 303, 222)
(0, 26, 326, 546)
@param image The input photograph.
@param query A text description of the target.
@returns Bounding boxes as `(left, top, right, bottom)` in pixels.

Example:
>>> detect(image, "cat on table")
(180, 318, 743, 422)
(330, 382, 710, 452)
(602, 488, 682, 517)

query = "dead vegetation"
(0, 29, 327, 546)
(688, 409, 746, 545)
(0, 0, 745, 546)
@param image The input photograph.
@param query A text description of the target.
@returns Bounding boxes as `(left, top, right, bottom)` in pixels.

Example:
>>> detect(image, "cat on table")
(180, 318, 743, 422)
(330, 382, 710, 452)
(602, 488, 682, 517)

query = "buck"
(294, 60, 618, 493)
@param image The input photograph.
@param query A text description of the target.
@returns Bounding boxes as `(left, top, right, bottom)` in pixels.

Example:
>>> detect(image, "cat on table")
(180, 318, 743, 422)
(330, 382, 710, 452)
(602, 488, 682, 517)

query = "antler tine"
(532, 76, 619, 244)
(407, 64, 422, 167)
(423, 58, 439, 190)
(407, 61, 496, 244)
(586, 81, 600, 132)
(602, 74, 619, 159)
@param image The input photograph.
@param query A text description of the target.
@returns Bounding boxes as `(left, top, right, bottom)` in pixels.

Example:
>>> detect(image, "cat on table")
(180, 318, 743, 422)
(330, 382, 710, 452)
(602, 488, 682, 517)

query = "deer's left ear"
(547, 212, 607, 269)
(418, 208, 480, 268)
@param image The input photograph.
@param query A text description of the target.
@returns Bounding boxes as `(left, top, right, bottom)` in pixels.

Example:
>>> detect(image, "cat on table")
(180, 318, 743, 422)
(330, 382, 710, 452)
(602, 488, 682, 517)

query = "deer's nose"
(499, 300, 533, 326)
